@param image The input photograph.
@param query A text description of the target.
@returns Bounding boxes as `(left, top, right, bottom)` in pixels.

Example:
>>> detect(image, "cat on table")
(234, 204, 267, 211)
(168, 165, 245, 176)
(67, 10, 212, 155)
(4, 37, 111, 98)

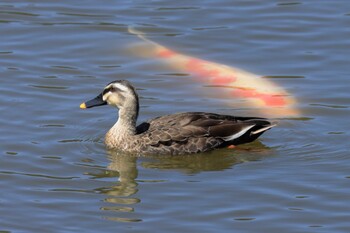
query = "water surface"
(1, 0, 350, 232)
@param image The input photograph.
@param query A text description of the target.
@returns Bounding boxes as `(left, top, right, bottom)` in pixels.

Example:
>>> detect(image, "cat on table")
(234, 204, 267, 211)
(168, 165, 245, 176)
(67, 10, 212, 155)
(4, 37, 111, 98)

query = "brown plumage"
(80, 80, 275, 155)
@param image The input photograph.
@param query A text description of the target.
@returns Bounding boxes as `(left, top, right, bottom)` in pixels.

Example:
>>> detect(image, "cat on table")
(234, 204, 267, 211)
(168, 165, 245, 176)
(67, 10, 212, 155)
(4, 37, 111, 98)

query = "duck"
(80, 80, 276, 155)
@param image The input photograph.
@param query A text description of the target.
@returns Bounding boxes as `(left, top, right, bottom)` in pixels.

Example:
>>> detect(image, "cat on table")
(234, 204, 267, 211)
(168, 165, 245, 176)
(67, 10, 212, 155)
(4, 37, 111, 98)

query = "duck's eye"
(103, 86, 116, 95)
(109, 86, 116, 92)
(109, 86, 124, 93)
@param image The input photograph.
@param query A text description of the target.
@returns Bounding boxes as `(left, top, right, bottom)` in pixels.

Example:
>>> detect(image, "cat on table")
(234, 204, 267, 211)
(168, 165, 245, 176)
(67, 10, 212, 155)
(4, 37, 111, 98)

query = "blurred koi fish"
(128, 27, 300, 118)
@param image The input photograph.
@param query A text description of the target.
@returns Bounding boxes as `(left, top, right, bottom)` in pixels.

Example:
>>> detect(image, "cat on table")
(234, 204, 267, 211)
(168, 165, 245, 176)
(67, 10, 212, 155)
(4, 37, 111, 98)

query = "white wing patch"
(251, 124, 276, 135)
(222, 125, 255, 141)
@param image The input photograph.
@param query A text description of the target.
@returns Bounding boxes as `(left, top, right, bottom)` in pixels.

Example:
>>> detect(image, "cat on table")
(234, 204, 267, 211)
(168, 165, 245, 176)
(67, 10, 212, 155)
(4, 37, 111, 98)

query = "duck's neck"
(110, 102, 139, 137)
(105, 94, 140, 149)
(115, 108, 137, 134)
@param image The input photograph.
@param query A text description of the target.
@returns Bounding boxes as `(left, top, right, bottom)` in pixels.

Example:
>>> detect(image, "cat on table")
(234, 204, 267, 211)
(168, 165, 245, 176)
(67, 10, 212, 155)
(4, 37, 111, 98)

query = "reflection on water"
(139, 142, 272, 174)
(100, 142, 272, 222)
(92, 155, 141, 222)
(2, 0, 350, 232)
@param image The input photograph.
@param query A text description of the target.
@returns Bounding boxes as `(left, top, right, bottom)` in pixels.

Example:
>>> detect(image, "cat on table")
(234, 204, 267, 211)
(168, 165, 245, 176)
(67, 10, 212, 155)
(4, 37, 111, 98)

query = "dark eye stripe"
(102, 86, 123, 95)
(102, 88, 109, 95)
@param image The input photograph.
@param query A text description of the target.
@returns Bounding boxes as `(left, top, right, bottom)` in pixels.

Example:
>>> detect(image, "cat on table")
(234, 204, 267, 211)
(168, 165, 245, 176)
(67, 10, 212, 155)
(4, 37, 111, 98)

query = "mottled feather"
(83, 80, 275, 155)
(132, 112, 273, 155)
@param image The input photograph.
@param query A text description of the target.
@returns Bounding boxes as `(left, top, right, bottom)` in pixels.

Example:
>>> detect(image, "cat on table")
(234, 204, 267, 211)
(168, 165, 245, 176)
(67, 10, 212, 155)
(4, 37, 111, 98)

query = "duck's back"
(134, 112, 273, 155)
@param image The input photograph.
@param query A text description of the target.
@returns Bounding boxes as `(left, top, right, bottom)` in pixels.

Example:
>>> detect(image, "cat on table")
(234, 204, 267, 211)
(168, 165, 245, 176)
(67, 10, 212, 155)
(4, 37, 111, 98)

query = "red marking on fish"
(157, 49, 176, 58)
(233, 89, 286, 107)
(211, 75, 236, 85)
(185, 58, 286, 107)
(227, 145, 235, 149)
(186, 58, 204, 71)
(157, 50, 287, 107)
(186, 59, 237, 84)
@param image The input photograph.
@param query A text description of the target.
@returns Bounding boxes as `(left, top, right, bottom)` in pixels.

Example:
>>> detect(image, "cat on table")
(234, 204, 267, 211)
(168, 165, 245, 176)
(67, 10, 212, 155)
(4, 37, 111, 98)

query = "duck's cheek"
(107, 95, 122, 107)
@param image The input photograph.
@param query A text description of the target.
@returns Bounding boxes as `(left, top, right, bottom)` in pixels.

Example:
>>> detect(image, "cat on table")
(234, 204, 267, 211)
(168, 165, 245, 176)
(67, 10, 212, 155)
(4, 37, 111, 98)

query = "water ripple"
(0, 171, 79, 180)
(1, 0, 350, 232)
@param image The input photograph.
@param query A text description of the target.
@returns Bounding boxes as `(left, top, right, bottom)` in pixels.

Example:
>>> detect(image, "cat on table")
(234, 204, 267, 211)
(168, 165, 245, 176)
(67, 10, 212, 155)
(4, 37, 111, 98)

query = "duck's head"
(80, 80, 139, 112)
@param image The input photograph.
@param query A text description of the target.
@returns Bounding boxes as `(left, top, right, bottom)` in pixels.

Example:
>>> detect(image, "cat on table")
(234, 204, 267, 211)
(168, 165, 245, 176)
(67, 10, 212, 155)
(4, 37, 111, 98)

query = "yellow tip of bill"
(80, 103, 87, 109)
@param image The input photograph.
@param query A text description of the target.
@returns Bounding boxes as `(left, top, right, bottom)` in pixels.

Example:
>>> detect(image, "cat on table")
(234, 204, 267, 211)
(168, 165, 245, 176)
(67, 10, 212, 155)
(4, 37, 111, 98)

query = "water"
(1, 0, 350, 232)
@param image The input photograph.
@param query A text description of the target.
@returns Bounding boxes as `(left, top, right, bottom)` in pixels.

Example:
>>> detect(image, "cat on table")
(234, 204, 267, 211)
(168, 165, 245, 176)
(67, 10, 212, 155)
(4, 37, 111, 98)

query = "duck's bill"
(80, 94, 107, 109)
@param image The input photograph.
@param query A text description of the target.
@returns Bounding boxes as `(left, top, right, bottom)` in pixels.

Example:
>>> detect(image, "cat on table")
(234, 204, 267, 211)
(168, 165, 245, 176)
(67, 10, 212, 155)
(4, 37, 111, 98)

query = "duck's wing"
(137, 112, 275, 149)
(178, 112, 274, 145)
(137, 113, 208, 144)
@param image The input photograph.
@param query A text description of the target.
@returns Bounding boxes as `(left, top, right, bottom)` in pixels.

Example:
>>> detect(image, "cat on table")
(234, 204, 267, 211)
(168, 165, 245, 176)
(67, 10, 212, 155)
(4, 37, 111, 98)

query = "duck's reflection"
(99, 141, 271, 222)
(97, 154, 141, 222)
